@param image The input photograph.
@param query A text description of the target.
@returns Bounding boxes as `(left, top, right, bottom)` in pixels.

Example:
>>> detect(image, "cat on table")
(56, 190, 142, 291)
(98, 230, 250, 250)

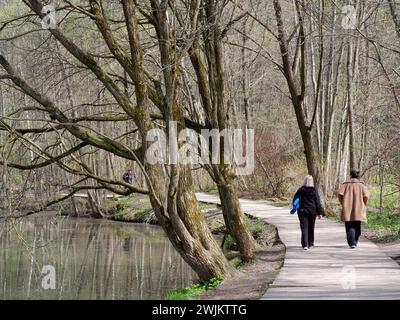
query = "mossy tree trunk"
(214, 167, 258, 260)
(187, 0, 257, 261)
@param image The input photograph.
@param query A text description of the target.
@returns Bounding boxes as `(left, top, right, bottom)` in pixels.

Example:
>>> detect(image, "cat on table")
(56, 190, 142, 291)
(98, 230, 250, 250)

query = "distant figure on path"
(337, 169, 370, 249)
(49, 111, 57, 121)
(123, 169, 133, 184)
(293, 175, 325, 250)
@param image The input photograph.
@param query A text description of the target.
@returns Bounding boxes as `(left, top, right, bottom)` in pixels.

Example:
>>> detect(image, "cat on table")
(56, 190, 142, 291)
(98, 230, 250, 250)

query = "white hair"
(304, 175, 314, 187)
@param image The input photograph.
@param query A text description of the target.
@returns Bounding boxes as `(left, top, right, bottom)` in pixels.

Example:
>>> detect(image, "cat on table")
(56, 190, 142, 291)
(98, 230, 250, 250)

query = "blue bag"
(290, 198, 300, 215)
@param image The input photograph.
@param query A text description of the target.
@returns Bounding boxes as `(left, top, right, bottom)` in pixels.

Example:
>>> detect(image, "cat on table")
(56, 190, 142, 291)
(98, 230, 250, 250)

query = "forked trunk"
(176, 167, 236, 280)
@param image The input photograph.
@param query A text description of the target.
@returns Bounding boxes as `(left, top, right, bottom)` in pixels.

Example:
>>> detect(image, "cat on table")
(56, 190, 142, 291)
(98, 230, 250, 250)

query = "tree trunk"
(176, 166, 237, 280)
(213, 166, 258, 261)
(145, 162, 236, 282)
(273, 0, 321, 190)
(87, 190, 105, 218)
(187, 0, 257, 261)
(146, 0, 236, 281)
(347, 40, 356, 170)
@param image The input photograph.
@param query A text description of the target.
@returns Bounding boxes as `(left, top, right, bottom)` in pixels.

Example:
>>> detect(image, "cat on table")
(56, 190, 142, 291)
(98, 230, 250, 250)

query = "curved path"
(196, 193, 400, 300)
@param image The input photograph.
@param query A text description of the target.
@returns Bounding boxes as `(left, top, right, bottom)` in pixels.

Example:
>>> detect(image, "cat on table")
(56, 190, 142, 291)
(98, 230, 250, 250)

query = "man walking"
(337, 169, 370, 249)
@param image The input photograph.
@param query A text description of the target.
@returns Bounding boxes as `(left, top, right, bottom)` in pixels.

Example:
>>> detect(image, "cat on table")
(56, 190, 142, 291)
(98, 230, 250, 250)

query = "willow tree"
(0, 0, 237, 281)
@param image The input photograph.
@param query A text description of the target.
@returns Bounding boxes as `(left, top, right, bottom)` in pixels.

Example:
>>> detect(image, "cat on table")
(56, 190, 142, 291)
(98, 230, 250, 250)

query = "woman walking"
(293, 175, 325, 250)
(337, 169, 370, 248)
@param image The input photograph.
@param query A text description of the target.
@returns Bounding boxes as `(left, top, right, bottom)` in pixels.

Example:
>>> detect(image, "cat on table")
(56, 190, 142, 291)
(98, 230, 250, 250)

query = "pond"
(0, 213, 195, 300)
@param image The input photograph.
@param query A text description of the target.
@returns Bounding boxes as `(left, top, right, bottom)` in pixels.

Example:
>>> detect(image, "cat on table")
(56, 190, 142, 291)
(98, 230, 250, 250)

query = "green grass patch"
(368, 185, 400, 211)
(166, 276, 223, 300)
(207, 215, 225, 232)
(244, 215, 266, 239)
(208, 212, 270, 253)
(216, 215, 268, 251)
(233, 258, 255, 270)
(196, 185, 218, 194)
(327, 215, 340, 222)
(265, 199, 291, 207)
(106, 194, 157, 224)
(366, 210, 400, 234)
(203, 187, 219, 195)
(361, 183, 400, 239)
(363, 210, 400, 242)
(198, 202, 219, 212)
(222, 234, 236, 251)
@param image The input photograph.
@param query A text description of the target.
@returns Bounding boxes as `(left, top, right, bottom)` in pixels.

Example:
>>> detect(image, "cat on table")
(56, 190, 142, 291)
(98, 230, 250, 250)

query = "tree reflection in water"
(0, 213, 195, 299)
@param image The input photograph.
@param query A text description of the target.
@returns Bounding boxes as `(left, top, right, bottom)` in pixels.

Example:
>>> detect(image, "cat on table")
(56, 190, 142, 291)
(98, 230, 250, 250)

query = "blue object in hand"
(290, 198, 300, 215)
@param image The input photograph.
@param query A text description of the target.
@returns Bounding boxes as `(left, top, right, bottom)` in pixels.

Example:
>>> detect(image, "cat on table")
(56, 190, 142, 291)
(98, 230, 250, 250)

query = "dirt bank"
(199, 221, 285, 300)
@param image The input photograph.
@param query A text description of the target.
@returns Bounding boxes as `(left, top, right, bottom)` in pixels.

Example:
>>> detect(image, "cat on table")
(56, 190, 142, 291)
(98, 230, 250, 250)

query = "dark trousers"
(298, 213, 317, 248)
(345, 221, 361, 246)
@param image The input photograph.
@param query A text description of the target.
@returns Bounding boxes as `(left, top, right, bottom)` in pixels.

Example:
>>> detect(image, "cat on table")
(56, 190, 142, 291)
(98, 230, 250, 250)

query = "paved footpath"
(196, 193, 400, 300)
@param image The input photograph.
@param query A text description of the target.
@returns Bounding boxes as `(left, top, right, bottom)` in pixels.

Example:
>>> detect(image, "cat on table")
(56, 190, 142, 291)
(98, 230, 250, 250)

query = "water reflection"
(0, 213, 195, 300)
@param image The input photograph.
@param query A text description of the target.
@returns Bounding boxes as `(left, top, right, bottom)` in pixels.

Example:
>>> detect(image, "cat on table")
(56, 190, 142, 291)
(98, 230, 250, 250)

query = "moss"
(132, 106, 147, 120)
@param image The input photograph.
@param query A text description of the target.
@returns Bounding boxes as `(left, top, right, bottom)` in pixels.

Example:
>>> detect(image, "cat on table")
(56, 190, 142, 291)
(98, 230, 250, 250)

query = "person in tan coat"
(337, 169, 370, 248)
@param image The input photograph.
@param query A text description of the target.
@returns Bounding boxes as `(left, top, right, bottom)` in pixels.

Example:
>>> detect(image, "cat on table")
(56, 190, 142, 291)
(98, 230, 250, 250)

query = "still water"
(0, 213, 195, 300)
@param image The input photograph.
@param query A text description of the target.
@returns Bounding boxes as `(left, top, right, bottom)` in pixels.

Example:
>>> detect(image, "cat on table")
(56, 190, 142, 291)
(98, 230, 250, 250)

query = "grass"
(327, 210, 340, 222)
(166, 276, 223, 300)
(198, 201, 219, 212)
(357, 184, 400, 241)
(108, 195, 219, 224)
(363, 210, 400, 242)
(368, 185, 400, 211)
(244, 215, 266, 239)
(366, 210, 400, 232)
(106, 194, 157, 224)
(221, 234, 236, 251)
(196, 185, 218, 194)
(215, 215, 268, 251)
(232, 257, 255, 270)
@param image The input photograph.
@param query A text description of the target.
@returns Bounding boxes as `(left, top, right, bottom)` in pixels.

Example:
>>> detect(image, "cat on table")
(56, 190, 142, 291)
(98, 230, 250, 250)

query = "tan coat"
(337, 179, 370, 223)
